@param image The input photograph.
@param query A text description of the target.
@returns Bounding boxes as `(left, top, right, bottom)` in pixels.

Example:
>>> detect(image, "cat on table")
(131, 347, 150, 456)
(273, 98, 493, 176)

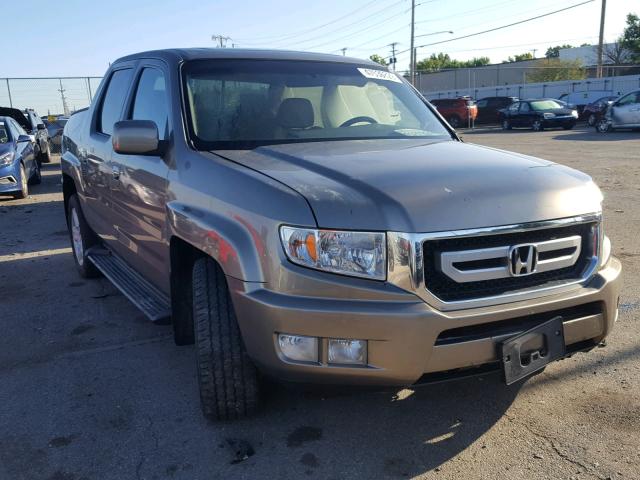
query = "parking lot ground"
(1, 127, 639, 480)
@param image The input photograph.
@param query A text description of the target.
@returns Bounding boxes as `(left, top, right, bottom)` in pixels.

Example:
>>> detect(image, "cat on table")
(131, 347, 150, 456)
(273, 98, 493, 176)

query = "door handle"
(112, 166, 120, 180)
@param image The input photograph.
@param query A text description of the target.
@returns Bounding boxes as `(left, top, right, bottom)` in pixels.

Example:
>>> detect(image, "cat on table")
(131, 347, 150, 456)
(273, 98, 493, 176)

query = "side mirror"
(17, 134, 31, 143)
(112, 120, 162, 156)
(37, 124, 46, 131)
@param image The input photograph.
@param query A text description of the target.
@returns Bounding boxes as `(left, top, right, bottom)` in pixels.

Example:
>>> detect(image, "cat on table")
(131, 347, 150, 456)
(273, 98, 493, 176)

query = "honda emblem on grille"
(509, 244, 538, 276)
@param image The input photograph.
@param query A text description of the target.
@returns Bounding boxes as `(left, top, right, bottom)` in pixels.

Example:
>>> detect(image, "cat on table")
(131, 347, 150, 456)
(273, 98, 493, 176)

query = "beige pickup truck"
(61, 48, 621, 420)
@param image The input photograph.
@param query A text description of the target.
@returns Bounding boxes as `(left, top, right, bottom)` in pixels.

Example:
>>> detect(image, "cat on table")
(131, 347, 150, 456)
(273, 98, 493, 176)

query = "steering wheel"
(339, 116, 378, 128)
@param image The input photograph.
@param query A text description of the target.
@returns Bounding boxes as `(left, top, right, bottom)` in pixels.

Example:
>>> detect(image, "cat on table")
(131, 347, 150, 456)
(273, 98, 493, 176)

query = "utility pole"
(409, 0, 416, 85)
(211, 34, 231, 48)
(58, 79, 69, 117)
(389, 42, 398, 71)
(596, 0, 606, 78)
(340, 48, 347, 56)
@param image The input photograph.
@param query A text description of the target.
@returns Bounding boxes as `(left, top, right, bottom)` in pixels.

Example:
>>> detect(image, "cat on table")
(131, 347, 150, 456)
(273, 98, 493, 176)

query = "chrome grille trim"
(387, 213, 601, 311)
(439, 235, 582, 283)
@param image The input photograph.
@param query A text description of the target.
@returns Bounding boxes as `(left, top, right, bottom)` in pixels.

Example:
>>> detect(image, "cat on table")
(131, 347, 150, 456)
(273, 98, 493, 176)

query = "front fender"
(167, 201, 265, 282)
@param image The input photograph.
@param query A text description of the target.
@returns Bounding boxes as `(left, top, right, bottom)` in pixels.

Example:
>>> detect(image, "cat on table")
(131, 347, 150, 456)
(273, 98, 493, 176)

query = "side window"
(509, 102, 519, 112)
(98, 69, 133, 135)
(131, 68, 169, 140)
(519, 102, 530, 112)
(11, 118, 27, 136)
(476, 99, 488, 108)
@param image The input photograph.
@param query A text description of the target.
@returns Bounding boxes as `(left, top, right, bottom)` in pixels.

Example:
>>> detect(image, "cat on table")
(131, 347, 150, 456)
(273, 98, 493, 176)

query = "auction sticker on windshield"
(357, 68, 402, 83)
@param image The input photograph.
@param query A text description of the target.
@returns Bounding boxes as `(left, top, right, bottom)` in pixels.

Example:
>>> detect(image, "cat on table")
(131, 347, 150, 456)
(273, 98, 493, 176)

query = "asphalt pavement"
(1, 126, 639, 480)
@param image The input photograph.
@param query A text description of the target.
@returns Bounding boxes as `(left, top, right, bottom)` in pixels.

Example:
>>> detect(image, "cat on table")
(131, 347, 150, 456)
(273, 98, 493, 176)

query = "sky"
(0, 0, 634, 114)
(1, 0, 633, 77)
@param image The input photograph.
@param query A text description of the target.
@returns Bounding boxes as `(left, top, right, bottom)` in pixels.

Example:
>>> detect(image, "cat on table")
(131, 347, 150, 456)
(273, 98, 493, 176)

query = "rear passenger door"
(83, 66, 134, 240)
(109, 62, 171, 290)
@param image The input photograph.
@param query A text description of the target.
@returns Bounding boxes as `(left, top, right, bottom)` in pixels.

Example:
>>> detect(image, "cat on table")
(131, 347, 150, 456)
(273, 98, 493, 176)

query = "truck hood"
(214, 139, 602, 232)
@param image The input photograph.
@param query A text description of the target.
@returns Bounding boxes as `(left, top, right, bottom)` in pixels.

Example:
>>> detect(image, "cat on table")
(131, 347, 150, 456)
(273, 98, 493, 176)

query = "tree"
(503, 52, 534, 63)
(604, 41, 632, 65)
(545, 44, 574, 58)
(369, 54, 388, 66)
(416, 52, 490, 72)
(620, 13, 640, 62)
(527, 58, 586, 82)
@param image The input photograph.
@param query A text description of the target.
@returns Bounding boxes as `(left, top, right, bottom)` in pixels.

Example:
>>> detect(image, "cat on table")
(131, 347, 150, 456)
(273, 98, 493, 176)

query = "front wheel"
(192, 257, 260, 421)
(587, 113, 597, 126)
(67, 195, 100, 278)
(596, 119, 612, 133)
(12, 164, 28, 199)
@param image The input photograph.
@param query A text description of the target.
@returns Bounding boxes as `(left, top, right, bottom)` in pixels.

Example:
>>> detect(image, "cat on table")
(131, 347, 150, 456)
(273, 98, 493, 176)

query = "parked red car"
(429, 98, 478, 128)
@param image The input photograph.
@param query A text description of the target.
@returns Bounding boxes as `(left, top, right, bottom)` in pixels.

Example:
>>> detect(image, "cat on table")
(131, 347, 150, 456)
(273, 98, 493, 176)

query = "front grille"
(423, 222, 597, 302)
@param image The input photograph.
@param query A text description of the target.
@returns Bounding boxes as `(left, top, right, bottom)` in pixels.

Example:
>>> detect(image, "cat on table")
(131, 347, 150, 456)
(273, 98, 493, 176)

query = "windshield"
(530, 100, 563, 111)
(183, 59, 451, 150)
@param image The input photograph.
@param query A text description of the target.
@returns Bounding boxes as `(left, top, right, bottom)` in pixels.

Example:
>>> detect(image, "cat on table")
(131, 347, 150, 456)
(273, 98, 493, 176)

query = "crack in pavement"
(506, 413, 607, 480)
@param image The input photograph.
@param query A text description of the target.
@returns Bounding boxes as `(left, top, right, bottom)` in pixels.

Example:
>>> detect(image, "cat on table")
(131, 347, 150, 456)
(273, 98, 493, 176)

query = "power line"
(395, 0, 595, 57)
(234, 0, 387, 44)
(292, 1, 410, 50)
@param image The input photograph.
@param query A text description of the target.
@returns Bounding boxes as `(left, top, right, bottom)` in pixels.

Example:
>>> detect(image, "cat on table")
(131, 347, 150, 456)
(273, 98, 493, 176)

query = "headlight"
(0, 151, 15, 167)
(280, 226, 386, 280)
(600, 235, 611, 267)
(543, 112, 556, 119)
(571, 110, 579, 118)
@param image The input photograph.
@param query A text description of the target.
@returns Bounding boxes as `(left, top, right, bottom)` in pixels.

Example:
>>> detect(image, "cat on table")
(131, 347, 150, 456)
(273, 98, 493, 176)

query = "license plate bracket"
(499, 316, 566, 385)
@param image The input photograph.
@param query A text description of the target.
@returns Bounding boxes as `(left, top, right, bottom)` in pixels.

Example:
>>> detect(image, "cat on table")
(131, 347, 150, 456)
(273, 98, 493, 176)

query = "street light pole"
(409, 0, 415, 85)
(596, 0, 607, 78)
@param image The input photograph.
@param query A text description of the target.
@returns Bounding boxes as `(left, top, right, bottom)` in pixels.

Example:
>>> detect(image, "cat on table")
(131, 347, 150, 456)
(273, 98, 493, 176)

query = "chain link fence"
(0, 77, 103, 117)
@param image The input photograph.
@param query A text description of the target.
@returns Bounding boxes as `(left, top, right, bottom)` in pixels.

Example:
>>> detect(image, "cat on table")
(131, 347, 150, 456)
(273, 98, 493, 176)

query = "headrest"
(276, 98, 314, 129)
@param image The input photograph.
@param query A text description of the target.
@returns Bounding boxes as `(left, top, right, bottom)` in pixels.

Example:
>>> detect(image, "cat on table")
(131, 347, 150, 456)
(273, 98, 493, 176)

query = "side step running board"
(87, 247, 171, 323)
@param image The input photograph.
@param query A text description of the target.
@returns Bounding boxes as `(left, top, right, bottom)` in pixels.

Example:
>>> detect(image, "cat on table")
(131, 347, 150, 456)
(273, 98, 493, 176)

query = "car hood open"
(214, 139, 602, 232)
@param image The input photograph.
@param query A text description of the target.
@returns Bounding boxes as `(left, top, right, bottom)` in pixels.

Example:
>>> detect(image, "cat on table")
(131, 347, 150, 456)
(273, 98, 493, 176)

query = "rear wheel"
(587, 113, 597, 126)
(12, 164, 28, 199)
(39, 142, 51, 163)
(192, 257, 260, 421)
(501, 119, 512, 130)
(67, 195, 100, 278)
(447, 115, 461, 129)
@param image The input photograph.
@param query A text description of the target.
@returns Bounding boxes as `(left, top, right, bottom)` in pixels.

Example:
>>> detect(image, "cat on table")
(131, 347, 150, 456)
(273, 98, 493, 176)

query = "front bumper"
(230, 257, 621, 386)
(0, 163, 20, 194)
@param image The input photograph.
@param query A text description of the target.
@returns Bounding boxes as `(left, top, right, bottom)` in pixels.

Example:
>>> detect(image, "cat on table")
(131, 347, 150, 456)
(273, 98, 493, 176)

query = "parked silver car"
(596, 90, 640, 132)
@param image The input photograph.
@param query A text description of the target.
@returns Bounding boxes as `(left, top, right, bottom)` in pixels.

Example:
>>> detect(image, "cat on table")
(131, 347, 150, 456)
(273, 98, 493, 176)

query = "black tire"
(596, 119, 612, 133)
(501, 119, 512, 130)
(29, 160, 42, 185)
(39, 141, 52, 163)
(67, 194, 100, 278)
(532, 119, 544, 132)
(192, 257, 260, 421)
(12, 163, 28, 199)
(447, 115, 461, 129)
(587, 113, 597, 127)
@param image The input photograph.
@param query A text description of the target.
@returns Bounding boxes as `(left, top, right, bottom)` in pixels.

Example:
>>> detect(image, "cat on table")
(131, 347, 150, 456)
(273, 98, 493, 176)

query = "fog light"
(278, 334, 318, 363)
(328, 339, 367, 365)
